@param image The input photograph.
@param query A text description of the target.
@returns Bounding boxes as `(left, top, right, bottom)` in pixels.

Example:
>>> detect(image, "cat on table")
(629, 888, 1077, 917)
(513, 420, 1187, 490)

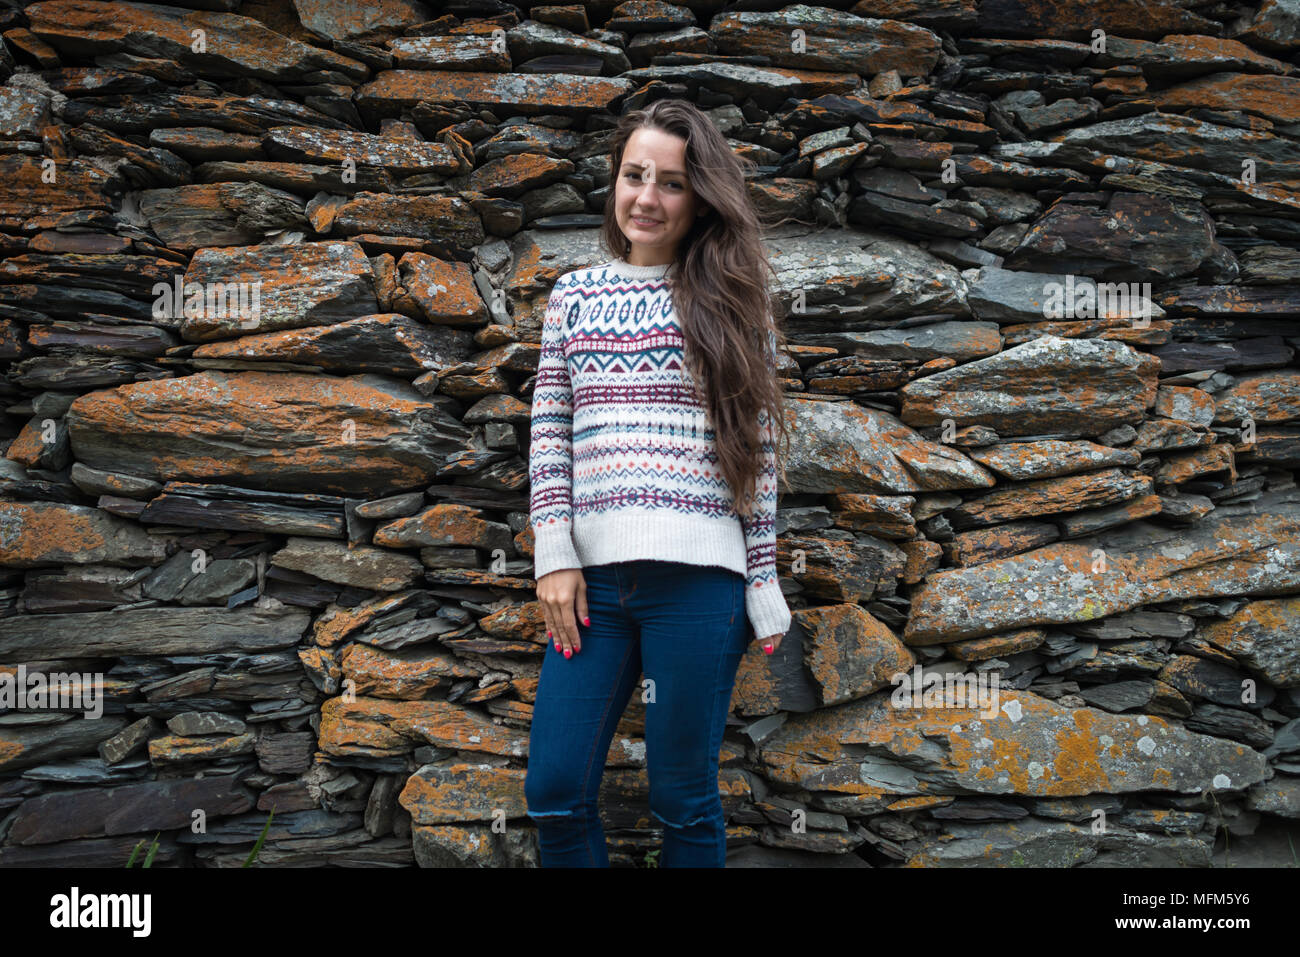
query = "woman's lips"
(633, 217, 660, 226)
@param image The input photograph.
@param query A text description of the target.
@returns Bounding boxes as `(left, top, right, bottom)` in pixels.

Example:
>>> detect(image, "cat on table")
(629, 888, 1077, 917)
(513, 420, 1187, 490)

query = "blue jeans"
(524, 560, 752, 867)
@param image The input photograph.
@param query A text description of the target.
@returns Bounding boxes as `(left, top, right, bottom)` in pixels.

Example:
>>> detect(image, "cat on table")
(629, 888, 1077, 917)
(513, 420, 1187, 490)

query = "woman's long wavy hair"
(600, 99, 790, 520)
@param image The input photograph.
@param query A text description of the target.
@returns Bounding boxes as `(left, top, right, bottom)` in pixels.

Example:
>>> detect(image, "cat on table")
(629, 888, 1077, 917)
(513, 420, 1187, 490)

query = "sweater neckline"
(606, 256, 676, 280)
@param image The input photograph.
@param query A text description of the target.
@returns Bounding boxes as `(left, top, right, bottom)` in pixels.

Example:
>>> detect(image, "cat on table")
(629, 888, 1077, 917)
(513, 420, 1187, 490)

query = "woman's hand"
(758, 633, 783, 654)
(537, 568, 588, 658)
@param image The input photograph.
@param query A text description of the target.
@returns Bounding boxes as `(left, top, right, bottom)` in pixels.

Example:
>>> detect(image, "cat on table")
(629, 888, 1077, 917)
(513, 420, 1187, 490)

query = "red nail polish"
(583, 616, 590, 626)
(564, 648, 572, 659)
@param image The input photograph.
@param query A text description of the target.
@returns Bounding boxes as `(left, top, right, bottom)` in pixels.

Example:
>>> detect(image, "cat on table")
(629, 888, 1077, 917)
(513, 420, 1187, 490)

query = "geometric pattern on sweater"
(527, 255, 791, 642)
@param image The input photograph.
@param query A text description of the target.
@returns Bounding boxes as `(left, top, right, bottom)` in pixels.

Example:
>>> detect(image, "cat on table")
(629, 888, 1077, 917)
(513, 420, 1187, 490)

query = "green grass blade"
(242, 807, 276, 868)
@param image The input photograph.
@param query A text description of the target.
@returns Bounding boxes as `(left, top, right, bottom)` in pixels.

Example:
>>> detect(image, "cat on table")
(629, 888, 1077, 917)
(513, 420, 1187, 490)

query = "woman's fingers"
(540, 601, 557, 651)
(576, 577, 589, 630)
(537, 570, 588, 659)
(557, 599, 580, 655)
(546, 599, 572, 657)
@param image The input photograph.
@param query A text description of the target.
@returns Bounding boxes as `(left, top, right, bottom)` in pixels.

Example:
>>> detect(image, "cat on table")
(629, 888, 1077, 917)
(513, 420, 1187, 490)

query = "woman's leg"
(524, 564, 642, 867)
(631, 561, 750, 868)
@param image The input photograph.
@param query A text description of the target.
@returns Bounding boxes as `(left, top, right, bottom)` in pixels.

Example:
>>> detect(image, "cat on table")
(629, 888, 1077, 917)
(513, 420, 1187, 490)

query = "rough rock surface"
(0, 0, 1298, 870)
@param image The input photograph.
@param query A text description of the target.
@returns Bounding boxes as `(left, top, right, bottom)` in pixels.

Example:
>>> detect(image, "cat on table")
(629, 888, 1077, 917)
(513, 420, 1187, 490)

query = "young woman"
(524, 98, 793, 868)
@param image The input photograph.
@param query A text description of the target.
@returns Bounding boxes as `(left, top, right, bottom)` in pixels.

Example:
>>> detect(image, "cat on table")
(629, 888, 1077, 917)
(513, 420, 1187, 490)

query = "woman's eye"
(625, 173, 683, 189)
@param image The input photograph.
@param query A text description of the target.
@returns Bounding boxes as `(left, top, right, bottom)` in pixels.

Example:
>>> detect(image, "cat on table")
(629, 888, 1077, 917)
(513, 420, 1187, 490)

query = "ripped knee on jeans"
(526, 791, 591, 823)
(650, 806, 711, 829)
(527, 807, 578, 820)
(524, 777, 585, 821)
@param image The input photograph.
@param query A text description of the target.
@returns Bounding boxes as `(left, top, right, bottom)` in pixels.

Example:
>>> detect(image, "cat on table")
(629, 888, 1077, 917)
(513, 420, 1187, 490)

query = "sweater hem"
(532, 522, 583, 580)
(747, 579, 793, 642)
(571, 509, 747, 577)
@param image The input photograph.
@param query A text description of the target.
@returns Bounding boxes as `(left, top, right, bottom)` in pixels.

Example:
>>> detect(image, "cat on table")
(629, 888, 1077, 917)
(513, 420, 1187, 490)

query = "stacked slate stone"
(0, 0, 1297, 868)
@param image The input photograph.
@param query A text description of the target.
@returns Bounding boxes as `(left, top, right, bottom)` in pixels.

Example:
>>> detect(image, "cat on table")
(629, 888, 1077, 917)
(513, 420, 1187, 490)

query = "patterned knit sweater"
(528, 256, 792, 642)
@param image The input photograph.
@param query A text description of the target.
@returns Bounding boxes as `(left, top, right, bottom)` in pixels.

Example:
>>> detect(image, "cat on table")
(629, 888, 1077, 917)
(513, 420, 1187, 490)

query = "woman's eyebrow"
(621, 162, 686, 176)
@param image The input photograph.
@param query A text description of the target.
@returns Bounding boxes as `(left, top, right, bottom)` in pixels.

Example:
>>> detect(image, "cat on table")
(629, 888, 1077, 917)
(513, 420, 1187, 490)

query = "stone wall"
(1, 0, 1298, 867)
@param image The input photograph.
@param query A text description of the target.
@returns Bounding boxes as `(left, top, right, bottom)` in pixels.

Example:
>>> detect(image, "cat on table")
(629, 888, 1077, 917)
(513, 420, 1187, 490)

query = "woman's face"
(614, 126, 708, 267)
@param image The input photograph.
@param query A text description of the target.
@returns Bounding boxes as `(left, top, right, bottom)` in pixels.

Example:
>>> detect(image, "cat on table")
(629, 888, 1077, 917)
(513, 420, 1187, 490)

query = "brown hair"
(599, 98, 790, 519)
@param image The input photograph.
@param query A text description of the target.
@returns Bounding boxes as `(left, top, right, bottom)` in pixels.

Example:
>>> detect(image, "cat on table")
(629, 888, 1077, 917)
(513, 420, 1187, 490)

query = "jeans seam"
(616, 563, 636, 607)
(699, 614, 733, 864)
(577, 637, 636, 867)
(655, 591, 737, 849)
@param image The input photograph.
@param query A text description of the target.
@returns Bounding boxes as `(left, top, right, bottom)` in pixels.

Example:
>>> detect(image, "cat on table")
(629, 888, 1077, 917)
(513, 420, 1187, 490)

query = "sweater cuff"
(746, 579, 791, 644)
(531, 523, 582, 580)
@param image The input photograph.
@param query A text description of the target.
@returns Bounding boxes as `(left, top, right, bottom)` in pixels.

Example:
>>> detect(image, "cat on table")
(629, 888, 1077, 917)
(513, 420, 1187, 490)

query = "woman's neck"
(609, 257, 675, 279)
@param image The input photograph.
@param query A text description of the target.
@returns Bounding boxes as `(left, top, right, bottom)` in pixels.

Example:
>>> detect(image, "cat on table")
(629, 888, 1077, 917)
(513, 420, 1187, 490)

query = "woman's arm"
(528, 278, 583, 578)
(739, 327, 792, 643)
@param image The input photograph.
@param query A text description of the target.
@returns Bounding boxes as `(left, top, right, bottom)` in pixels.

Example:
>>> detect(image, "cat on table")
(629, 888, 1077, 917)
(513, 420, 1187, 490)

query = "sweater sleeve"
(528, 277, 583, 579)
(740, 327, 792, 641)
